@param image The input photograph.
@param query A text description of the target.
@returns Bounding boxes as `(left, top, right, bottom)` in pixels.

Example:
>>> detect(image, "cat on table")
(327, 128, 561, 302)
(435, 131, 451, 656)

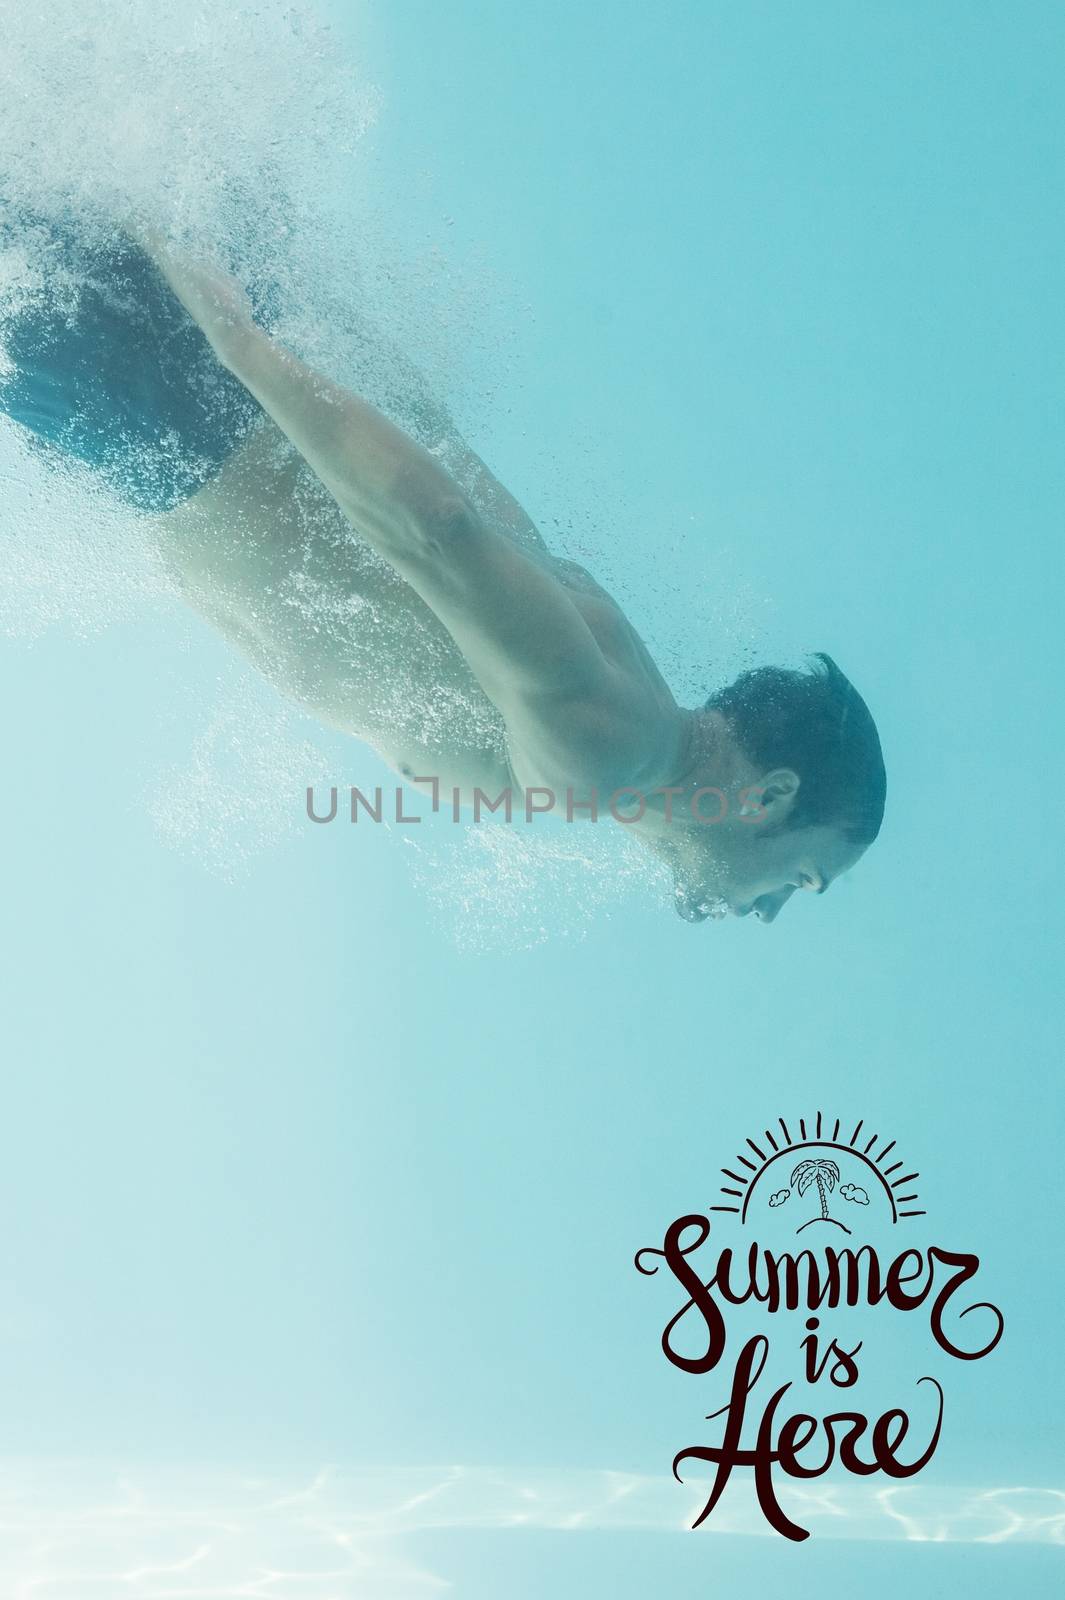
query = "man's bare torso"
(153, 419, 677, 805)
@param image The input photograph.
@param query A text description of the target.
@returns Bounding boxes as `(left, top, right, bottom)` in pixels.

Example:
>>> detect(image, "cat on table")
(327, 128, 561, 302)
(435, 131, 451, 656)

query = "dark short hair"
(705, 653, 886, 844)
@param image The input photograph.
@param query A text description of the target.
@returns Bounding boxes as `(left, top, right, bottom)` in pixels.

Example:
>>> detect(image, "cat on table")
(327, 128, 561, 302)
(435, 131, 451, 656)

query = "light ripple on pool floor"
(0, 1462, 1062, 1595)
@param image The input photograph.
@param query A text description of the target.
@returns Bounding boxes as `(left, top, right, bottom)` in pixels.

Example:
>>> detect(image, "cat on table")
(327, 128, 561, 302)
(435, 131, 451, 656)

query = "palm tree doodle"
(789, 1159, 846, 1233)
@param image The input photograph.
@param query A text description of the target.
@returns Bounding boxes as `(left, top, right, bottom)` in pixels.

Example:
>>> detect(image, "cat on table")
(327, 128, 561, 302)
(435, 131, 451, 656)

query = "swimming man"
(0, 217, 885, 922)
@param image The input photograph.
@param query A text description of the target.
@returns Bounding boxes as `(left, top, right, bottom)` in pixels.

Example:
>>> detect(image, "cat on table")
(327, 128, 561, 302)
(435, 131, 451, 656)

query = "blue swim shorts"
(0, 212, 264, 512)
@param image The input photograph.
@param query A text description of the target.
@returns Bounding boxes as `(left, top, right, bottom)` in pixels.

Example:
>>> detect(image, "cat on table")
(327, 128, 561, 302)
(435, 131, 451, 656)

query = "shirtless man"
(0, 220, 885, 923)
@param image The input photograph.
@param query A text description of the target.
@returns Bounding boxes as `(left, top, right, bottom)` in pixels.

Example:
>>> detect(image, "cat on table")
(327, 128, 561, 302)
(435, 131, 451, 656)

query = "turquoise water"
(0, 0, 1062, 1592)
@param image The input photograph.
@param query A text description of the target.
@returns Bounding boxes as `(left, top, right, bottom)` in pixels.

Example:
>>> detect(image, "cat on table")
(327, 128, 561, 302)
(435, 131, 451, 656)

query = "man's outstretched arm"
(346, 318, 552, 561)
(147, 244, 657, 778)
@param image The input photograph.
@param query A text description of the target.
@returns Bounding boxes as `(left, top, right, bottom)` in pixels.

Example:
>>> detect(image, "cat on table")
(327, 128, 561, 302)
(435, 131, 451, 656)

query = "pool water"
(0, 1, 1061, 1592)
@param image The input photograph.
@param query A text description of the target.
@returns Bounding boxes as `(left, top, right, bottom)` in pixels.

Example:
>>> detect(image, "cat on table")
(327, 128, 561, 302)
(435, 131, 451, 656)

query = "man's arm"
(148, 246, 654, 777)
(347, 318, 552, 561)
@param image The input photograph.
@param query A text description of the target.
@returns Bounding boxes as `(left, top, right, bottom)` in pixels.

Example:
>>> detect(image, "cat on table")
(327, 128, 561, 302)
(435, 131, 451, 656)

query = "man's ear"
(756, 768, 801, 819)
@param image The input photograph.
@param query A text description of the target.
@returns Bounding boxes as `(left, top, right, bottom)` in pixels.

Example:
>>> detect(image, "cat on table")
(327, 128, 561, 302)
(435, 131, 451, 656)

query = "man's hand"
(136, 231, 256, 364)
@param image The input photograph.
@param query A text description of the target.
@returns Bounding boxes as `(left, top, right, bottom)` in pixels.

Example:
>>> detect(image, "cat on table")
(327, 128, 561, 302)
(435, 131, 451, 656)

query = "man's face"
(671, 821, 867, 924)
